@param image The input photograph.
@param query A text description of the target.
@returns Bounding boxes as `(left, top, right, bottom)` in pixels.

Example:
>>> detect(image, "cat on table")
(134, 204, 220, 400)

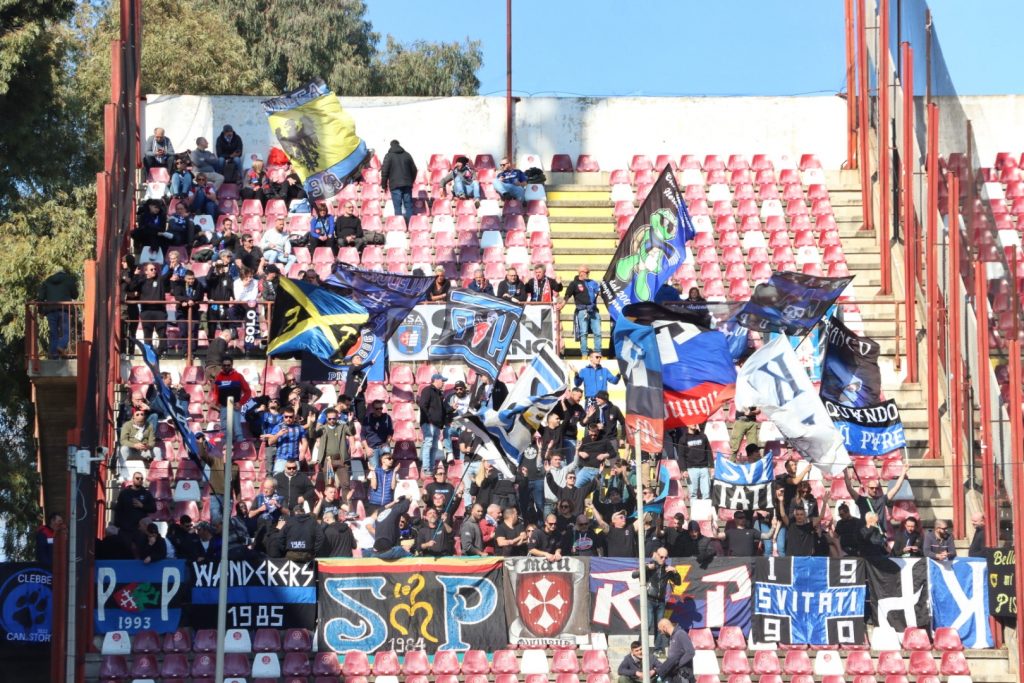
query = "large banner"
(268, 277, 371, 369)
(824, 398, 907, 456)
(0, 564, 52, 653)
(601, 166, 694, 320)
(864, 557, 930, 631)
(928, 558, 993, 648)
(735, 335, 850, 475)
(732, 272, 853, 337)
(428, 290, 525, 381)
(753, 557, 866, 645)
(95, 560, 188, 634)
(390, 303, 557, 362)
(263, 79, 369, 201)
(588, 558, 753, 635)
(820, 315, 882, 406)
(187, 560, 317, 630)
(985, 548, 1016, 618)
(504, 557, 590, 646)
(712, 451, 775, 510)
(318, 558, 505, 654)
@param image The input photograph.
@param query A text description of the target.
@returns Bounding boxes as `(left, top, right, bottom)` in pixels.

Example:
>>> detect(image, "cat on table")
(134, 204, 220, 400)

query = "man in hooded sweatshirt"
(380, 139, 418, 225)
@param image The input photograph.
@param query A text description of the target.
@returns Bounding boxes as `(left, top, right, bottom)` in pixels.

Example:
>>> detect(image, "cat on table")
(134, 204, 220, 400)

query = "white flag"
(735, 335, 850, 475)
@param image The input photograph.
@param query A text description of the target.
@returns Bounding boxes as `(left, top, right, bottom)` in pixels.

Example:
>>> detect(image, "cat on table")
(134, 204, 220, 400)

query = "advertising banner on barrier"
(0, 563, 52, 652)
(753, 556, 866, 645)
(186, 560, 317, 630)
(95, 560, 188, 634)
(318, 558, 506, 654)
(389, 304, 557, 362)
(504, 556, 590, 646)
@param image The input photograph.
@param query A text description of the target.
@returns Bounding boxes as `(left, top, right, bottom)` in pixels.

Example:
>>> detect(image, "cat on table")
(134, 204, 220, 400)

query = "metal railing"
(24, 301, 86, 363)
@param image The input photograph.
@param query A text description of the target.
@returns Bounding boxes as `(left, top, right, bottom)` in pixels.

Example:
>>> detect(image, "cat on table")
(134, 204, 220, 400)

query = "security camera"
(95, 446, 109, 457)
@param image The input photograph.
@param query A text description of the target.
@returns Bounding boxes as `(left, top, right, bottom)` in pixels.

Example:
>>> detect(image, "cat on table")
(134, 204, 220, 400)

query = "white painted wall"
(144, 94, 850, 171)
(143, 93, 1024, 173)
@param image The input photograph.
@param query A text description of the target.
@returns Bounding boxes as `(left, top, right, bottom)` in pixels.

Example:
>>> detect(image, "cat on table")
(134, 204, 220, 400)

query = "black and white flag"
(864, 557, 930, 632)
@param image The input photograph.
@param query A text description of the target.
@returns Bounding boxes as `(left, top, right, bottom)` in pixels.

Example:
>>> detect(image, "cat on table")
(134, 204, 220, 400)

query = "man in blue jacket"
(574, 352, 620, 406)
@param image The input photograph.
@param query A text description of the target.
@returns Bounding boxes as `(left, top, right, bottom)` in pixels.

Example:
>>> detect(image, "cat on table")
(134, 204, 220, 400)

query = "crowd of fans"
(79, 124, 980, 576)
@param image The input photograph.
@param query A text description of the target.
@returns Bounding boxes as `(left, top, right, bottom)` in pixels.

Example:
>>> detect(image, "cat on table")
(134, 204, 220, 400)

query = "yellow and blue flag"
(268, 278, 371, 370)
(263, 79, 369, 201)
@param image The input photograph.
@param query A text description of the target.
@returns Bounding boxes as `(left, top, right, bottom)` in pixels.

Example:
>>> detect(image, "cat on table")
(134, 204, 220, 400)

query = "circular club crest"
(341, 327, 377, 366)
(0, 568, 52, 644)
(394, 310, 428, 356)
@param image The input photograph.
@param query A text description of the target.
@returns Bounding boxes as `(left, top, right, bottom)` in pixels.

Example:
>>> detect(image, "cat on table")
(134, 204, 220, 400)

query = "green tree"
(373, 37, 482, 97)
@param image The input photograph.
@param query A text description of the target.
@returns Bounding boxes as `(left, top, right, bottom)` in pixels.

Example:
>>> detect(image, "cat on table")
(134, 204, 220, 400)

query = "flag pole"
(214, 397, 234, 683)
(636, 428, 651, 683)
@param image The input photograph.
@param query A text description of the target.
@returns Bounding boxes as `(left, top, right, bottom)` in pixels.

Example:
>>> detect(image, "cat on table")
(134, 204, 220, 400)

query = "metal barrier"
(24, 301, 86, 363)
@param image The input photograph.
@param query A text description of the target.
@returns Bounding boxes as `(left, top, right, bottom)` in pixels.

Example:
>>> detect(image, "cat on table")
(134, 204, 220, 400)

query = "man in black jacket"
(654, 618, 695, 682)
(581, 391, 624, 444)
(677, 423, 713, 500)
(380, 140, 417, 225)
(636, 547, 681, 652)
(279, 505, 324, 562)
(113, 473, 157, 533)
(172, 269, 205, 353)
(215, 124, 243, 182)
(617, 641, 645, 683)
(319, 511, 355, 558)
(274, 464, 317, 512)
(417, 373, 448, 472)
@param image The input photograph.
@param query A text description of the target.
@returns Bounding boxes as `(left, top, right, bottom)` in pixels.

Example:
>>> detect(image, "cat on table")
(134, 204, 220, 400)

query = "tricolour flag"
(263, 79, 369, 201)
(267, 277, 370, 370)
(612, 316, 664, 453)
(655, 320, 737, 428)
(428, 289, 525, 382)
(735, 335, 850, 475)
(601, 166, 695, 320)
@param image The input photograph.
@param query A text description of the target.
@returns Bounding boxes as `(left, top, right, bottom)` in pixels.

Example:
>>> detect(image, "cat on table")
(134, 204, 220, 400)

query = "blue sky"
(366, 1, 1022, 96)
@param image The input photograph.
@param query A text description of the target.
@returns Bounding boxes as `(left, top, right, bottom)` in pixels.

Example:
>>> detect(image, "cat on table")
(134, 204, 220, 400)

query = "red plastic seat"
(933, 627, 964, 651)
(877, 652, 907, 676)
(901, 627, 931, 651)
(462, 651, 493, 675)
(783, 650, 813, 675)
(722, 650, 751, 675)
(99, 655, 129, 681)
(159, 653, 190, 678)
(162, 628, 192, 654)
(342, 651, 372, 676)
(581, 650, 609, 674)
(556, 675, 582, 683)
(191, 652, 216, 677)
(630, 155, 654, 172)
(939, 651, 970, 675)
(845, 650, 875, 675)
(224, 652, 251, 677)
(312, 652, 342, 676)
(492, 649, 520, 674)
(432, 651, 464, 675)
(192, 629, 218, 653)
(552, 649, 580, 673)
(907, 652, 938, 676)
(717, 625, 747, 650)
(550, 154, 573, 172)
(129, 653, 159, 679)
(402, 649, 431, 675)
(576, 155, 600, 172)
(131, 629, 161, 653)
(752, 651, 781, 675)
(689, 628, 715, 650)
(407, 676, 431, 683)
(373, 650, 401, 675)
(282, 652, 311, 677)
(884, 677, 909, 683)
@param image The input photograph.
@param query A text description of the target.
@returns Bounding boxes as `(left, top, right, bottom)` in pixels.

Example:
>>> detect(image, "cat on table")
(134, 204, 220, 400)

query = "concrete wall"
(144, 94, 851, 171)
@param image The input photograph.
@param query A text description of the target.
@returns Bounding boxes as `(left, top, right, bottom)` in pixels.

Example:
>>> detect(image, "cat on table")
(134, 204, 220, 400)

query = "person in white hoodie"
(260, 216, 297, 270)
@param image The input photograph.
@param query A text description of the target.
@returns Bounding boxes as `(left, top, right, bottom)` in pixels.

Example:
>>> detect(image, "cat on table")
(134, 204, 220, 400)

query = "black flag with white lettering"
(864, 557, 930, 632)
(820, 316, 882, 407)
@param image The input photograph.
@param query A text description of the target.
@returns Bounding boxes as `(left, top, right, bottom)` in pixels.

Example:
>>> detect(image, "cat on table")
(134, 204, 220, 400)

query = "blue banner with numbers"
(186, 559, 317, 630)
(753, 556, 866, 645)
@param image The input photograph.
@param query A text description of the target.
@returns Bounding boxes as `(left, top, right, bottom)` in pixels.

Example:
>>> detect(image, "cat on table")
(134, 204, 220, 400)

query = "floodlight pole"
(214, 397, 234, 683)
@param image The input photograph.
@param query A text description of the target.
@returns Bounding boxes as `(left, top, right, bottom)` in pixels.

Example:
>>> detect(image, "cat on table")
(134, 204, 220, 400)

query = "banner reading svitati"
(504, 557, 591, 646)
(317, 558, 506, 654)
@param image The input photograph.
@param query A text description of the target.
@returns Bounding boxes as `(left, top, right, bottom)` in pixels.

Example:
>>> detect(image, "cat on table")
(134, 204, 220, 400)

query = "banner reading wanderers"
(186, 559, 317, 630)
(317, 558, 505, 653)
(504, 557, 590, 646)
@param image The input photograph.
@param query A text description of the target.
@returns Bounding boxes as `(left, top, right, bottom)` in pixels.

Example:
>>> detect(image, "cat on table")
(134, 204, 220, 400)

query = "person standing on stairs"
(564, 265, 603, 356)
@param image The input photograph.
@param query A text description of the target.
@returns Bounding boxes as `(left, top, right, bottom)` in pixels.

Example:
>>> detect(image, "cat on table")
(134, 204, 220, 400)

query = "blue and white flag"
(928, 558, 993, 648)
(428, 289, 525, 381)
(713, 451, 775, 510)
(132, 340, 202, 468)
(823, 398, 907, 456)
(477, 345, 569, 465)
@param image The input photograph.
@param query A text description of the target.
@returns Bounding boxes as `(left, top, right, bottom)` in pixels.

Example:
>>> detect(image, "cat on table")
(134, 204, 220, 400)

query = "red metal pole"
(901, 42, 918, 383)
(878, 0, 892, 294)
(948, 174, 966, 538)
(505, 0, 513, 163)
(925, 103, 940, 458)
(1012, 341, 1024, 683)
(844, 0, 858, 170)
(856, 0, 874, 234)
(974, 257, 997, 548)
